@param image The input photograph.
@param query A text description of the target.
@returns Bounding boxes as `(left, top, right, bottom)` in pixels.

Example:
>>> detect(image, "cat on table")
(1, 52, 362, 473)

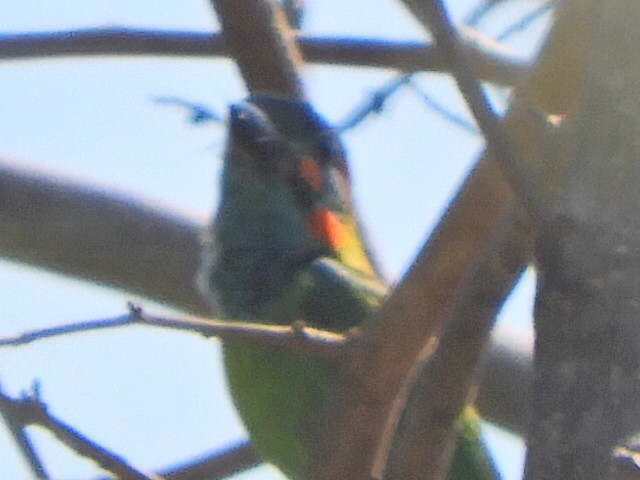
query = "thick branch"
(526, 2, 640, 478)
(308, 1, 593, 478)
(383, 209, 532, 480)
(0, 159, 210, 315)
(0, 29, 526, 86)
(379, 1, 545, 477)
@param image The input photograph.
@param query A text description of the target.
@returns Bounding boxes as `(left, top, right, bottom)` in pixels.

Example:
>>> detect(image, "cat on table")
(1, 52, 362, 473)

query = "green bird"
(197, 95, 499, 480)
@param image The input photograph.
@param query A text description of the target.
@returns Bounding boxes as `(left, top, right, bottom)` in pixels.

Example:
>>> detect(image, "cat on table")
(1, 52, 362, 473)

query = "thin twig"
(0, 306, 346, 362)
(406, 77, 479, 134)
(496, 1, 555, 42)
(336, 73, 415, 132)
(0, 386, 163, 480)
(465, 0, 512, 27)
(133, 307, 347, 361)
(153, 96, 224, 124)
(0, 315, 134, 347)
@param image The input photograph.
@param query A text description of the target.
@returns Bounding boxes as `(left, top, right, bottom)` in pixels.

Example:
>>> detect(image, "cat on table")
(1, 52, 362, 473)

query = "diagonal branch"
(210, 0, 305, 97)
(382, 211, 532, 480)
(375, 2, 545, 476)
(422, 0, 547, 221)
(308, 0, 594, 478)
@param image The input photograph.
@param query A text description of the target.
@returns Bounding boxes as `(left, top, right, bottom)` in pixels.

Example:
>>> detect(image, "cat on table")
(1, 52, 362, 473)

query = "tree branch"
(0, 29, 526, 87)
(525, 2, 640, 478)
(0, 383, 50, 480)
(376, 1, 547, 476)
(382, 210, 532, 480)
(157, 441, 261, 480)
(308, 0, 592, 478)
(210, 0, 306, 97)
(422, 0, 548, 222)
(0, 158, 210, 315)
(0, 306, 346, 362)
(0, 385, 164, 480)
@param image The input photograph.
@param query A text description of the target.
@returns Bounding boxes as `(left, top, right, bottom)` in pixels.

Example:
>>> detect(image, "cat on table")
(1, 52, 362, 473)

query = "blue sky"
(0, 1, 548, 478)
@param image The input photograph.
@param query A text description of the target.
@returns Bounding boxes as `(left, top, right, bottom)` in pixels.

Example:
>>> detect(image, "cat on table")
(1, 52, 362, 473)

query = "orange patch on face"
(298, 156, 324, 192)
(308, 207, 345, 250)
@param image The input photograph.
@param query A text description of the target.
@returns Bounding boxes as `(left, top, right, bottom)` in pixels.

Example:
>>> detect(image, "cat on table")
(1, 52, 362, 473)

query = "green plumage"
(198, 96, 499, 479)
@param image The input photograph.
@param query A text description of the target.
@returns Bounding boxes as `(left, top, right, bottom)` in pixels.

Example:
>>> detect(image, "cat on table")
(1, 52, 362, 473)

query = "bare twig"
(0, 29, 527, 86)
(406, 77, 479, 134)
(337, 68, 479, 140)
(465, 0, 513, 27)
(0, 306, 346, 361)
(336, 73, 415, 131)
(0, 386, 164, 480)
(153, 96, 224, 124)
(154, 71, 479, 135)
(133, 307, 346, 361)
(496, 1, 555, 42)
(0, 315, 134, 347)
(465, 0, 554, 36)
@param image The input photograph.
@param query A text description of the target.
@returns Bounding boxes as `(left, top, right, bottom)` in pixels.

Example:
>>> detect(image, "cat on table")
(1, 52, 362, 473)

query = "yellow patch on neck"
(335, 215, 376, 277)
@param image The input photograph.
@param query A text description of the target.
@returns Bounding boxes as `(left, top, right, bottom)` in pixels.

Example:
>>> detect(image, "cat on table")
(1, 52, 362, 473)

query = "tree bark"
(526, 2, 640, 478)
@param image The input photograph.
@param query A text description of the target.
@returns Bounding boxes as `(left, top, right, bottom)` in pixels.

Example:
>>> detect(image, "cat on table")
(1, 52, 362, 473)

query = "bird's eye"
(323, 167, 349, 213)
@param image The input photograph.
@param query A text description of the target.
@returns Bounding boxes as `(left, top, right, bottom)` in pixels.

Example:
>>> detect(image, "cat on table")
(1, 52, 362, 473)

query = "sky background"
(0, 1, 548, 478)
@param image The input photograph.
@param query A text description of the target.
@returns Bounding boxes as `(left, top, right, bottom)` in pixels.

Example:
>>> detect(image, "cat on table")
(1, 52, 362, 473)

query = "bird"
(197, 94, 499, 479)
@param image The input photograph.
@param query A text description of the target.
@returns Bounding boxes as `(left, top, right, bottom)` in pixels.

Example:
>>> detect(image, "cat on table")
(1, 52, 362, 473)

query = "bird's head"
(198, 95, 375, 315)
